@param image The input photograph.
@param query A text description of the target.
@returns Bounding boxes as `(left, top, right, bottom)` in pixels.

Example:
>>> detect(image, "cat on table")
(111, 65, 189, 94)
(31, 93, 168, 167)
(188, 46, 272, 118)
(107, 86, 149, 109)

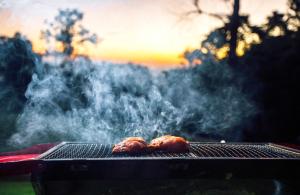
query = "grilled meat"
(148, 135, 190, 153)
(112, 137, 147, 154)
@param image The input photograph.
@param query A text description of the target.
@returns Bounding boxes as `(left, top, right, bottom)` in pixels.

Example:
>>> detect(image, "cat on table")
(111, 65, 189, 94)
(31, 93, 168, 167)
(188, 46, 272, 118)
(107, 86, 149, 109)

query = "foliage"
(0, 33, 36, 100)
(238, 0, 300, 142)
(240, 31, 300, 142)
(183, 0, 300, 142)
(0, 33, 37, 148)
(190, 0, 240, 65)
(288, 0, 300, 29)
(184, 0, 300, 64)
(41, 9, 98, 57)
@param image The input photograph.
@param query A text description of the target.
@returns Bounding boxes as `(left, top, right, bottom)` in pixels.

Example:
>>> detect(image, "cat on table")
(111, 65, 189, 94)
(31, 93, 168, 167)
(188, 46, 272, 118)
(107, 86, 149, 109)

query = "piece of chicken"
(112, 137, 148, 154)
(148, 135, 190, 153)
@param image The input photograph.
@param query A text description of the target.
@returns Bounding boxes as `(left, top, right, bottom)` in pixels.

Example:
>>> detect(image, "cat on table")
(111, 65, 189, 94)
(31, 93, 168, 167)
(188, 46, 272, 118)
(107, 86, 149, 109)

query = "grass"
(0, 181, 35, 195)
(0, 175, 35, 195)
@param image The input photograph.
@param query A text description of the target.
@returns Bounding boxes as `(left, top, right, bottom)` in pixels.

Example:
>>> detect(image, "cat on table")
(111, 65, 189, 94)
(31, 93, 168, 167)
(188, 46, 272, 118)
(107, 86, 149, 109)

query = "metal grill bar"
(39, 142, 300, 160)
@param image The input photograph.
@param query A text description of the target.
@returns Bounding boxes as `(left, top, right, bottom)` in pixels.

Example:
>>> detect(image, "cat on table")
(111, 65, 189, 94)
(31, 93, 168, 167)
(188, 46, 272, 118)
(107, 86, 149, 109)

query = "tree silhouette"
(183, 15, 259, 65)
(184, 0, 300, 65)
(0, 33, 37, 146)
(238, 1, 300, 142)
(182, 0, 300, 142)
(228, 0, 240, 66)
(41, 9, 98, 57)
(189, 0, 240, 66)
(0, 32, 35, 100)
(265, 11, 289, 36)
(287, 0, 300, 30)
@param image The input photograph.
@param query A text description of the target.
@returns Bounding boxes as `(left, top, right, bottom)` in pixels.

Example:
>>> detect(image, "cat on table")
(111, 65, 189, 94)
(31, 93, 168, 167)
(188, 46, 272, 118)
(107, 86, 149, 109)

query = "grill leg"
(273, 180, 283, 195)
(31, 172, 45, 195)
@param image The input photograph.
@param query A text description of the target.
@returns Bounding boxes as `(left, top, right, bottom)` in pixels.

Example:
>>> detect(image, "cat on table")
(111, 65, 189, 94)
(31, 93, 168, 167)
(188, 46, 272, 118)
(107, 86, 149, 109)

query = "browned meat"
(148, 135, 190, 153)
(112, 137, 147, 154)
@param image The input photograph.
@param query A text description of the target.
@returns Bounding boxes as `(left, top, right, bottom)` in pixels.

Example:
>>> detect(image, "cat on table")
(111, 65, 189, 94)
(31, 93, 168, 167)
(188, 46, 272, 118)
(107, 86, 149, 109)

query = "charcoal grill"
(33, 142, 300, 180)
(31, 142, 300, 195)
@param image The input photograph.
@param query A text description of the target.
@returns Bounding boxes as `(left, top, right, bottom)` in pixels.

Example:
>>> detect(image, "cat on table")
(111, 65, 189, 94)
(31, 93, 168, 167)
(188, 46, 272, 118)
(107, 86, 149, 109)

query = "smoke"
(7, 56, 256, 146)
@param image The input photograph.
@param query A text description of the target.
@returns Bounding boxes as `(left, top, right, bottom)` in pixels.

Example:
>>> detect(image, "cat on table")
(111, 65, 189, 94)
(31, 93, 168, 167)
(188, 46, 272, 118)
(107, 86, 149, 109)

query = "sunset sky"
(0, 0, 287, 68)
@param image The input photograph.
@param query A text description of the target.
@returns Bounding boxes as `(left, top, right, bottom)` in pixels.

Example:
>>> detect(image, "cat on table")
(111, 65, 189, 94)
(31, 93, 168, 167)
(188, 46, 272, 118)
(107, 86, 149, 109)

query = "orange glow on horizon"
(31, 39, 182, 68)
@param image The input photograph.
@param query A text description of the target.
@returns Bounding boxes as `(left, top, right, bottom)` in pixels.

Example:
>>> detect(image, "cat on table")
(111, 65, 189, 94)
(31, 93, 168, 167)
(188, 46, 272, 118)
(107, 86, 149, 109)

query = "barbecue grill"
(31, 142, 300, 195)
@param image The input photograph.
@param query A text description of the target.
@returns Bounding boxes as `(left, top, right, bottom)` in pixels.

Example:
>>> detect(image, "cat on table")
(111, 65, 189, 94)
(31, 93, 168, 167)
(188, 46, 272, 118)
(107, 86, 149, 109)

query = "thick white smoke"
(8, 58, 256, 146)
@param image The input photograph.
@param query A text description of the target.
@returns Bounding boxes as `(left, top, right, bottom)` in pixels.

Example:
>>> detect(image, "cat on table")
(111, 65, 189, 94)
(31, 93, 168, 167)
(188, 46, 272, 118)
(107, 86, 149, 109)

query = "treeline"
(184, 0, 300, 142)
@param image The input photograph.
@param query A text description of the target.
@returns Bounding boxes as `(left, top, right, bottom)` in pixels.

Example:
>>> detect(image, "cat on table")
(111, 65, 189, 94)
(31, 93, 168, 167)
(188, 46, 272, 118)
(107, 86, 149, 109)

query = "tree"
(0, 33, 37, 146)
(228, 0, 240, 65)
(184, 1, 297, 65)
(238, 0, 300, 142)
(0, 32, 36, 99)
(287, 0, 300, 30)
(41, 9, 98, 58)
(189, 0, 240, 66)
(182, 14, 259, 65)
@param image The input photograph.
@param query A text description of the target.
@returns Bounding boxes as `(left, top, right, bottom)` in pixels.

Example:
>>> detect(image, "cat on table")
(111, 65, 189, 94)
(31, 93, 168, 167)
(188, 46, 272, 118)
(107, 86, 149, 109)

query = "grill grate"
(40, 142, 300, 160)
